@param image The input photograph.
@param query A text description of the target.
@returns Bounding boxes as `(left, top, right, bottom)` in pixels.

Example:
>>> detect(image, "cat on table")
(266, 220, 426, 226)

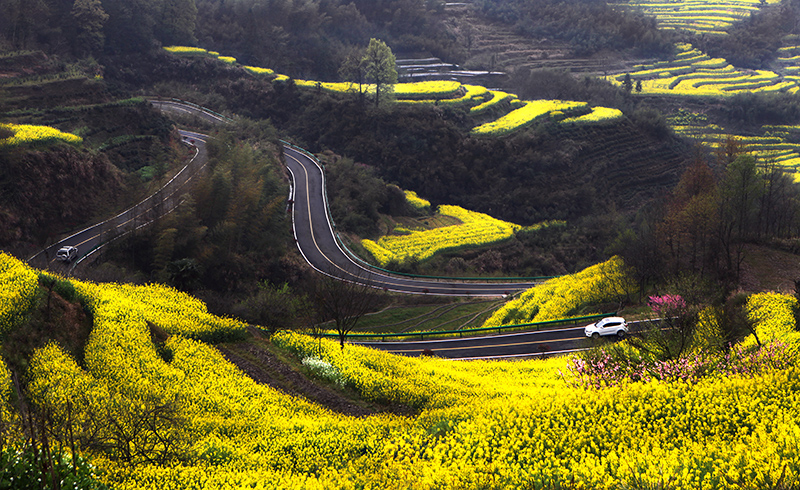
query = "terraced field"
(565, 121, 690, 206)
(443, 2, 639, 76)
(670, 111, 800, 180)
(613, 43, 800, 96)
(164, 47, 628, 137)
(609, 0, 782, 35)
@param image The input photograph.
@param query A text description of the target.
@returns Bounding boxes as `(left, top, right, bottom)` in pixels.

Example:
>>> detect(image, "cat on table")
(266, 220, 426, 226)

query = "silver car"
(56, 246, 78, 263)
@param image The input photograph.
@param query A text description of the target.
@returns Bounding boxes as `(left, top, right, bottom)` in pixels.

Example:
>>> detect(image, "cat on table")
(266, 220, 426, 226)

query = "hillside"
(2, 253, 800, 489)
(441, 2, 648, 76)
(0, 52, 191, 255)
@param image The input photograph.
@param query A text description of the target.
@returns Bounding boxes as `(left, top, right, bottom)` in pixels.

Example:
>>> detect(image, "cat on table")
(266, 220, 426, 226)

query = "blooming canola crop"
(361, 204, 524, 266)
(0, 252, 799, 489)
(0, 123, 83, 147)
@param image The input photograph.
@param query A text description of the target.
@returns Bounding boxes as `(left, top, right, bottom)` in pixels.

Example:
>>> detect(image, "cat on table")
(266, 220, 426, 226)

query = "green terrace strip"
(609, 0, 781, 35)
(471, 100, 590, 136)
(318, 312, 615, 341)
(614, 43, 800, 97)
(0, 123, 83, 147)
(350, 300, 504, 334)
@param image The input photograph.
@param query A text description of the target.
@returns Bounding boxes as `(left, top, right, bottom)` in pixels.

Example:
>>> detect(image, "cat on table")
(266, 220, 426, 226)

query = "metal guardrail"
(279, 138, 558, 284)
(144, 96, 235, 123)
(319, 312, 616, 341)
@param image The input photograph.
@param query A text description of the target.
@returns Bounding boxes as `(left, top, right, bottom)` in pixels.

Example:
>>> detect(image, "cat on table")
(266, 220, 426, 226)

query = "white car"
(56, 246, 78, 263)
(585, 316, 628, 339)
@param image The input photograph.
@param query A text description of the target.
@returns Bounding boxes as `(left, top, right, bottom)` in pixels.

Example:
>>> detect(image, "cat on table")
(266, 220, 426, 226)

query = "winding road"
(29, 129, 210, 270)
(283, 145, 541, 296)
(23, 98, 601, 358)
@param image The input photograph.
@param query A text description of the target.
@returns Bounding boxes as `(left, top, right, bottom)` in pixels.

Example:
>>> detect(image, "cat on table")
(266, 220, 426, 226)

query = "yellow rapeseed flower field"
(361, 204, 523, 266)
(0, 252, 39, 332)
(483, 255, 634, 327)
(471, 100, 589, 136)
(403, 190, 430, 210)
(0, 252, 798, 488)
(0, 123, 82, 147)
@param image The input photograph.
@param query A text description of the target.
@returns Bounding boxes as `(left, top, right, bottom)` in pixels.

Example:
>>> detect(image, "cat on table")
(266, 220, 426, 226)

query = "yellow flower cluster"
(0, 358, 14, 426)
(162, 46, 211, 56)
(3, 250, 800, 489)
(483, 256, 634, 327)
(393, 81, 462, 99)
(76, 280, 246, 342)
(294, 79, 368, 94)
(471, 100, 589, 136)
(361, 205, 522, 266)
(217, 56, 237, 65)
(0, 123, 82, 147)
(395, 84, 490, 107)
(403, 190, 430, 211)
(243, 66, 275, 77)
(0, 252, 39, 333)
(469, 90, 519, 114)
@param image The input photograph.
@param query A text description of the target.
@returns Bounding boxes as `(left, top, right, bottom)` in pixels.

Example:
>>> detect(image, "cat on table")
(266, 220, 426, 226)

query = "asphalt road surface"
(28, 130, 209, 271)
(351, 325, 597, 359)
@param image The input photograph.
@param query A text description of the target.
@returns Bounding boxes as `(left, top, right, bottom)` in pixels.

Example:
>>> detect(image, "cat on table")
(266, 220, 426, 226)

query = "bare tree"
(313, 272, 382, 349)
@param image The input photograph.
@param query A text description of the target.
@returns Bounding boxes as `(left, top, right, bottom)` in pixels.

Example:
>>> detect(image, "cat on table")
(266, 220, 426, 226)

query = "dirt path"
(216, 336, 414, 418)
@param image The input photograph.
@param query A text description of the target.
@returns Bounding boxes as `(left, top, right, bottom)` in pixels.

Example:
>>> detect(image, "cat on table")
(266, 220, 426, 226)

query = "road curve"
(152, 98, 543, 296)
(284, 146, 541, 296)
(352, 325, 593, 359)
(29, 130, 210, 271)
